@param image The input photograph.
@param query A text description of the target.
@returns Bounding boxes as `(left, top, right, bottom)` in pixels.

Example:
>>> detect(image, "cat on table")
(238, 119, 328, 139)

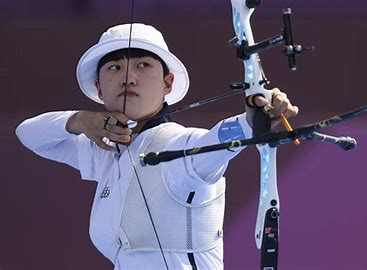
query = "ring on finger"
(103, 116, 110, 130)
(104, 115, 119, 130)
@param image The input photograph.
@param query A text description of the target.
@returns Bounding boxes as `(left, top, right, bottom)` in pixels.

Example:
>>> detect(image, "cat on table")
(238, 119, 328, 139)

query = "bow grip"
(253, 106, 271, 137)
(246, 86, 273, 137)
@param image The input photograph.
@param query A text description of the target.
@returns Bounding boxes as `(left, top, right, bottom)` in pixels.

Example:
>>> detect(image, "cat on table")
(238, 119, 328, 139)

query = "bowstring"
(122, 0, 169, 268)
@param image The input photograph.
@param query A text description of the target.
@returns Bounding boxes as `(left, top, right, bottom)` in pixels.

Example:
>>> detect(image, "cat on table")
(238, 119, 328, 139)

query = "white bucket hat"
(76, 23, 189, 105)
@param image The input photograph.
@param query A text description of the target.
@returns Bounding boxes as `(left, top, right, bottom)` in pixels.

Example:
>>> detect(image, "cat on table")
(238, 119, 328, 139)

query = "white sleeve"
(188, 113, 252, 184)
(15, 111, 97, 181)
(165, 113, 252, 187)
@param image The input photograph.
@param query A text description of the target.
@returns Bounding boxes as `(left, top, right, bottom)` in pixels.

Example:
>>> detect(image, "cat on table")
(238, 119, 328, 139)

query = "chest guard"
(118, 123, 225, 253)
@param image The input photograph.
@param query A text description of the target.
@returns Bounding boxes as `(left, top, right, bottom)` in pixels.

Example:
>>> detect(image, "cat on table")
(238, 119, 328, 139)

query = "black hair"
(96, 48, 170, 79)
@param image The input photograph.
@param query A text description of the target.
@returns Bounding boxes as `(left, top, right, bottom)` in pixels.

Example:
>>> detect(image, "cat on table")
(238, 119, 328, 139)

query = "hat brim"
(76, 38, 189, 105)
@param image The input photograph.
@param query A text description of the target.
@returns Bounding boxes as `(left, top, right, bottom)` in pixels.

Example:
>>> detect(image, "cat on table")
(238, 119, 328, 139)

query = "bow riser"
(231, 0, 280, 257)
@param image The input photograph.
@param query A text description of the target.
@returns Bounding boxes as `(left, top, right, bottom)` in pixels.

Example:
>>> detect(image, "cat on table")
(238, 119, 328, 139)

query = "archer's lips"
(119, 91, 139, 97)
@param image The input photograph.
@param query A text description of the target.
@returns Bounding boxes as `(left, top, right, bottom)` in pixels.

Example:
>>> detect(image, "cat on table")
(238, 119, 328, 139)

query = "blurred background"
(1, 0, 366, 269)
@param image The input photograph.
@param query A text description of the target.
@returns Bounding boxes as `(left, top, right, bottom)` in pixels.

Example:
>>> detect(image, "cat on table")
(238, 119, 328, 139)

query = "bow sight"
(229, 8, 314, 71)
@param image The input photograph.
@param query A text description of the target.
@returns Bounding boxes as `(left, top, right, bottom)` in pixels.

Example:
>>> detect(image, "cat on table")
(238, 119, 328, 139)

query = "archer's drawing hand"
(245, 88, 299, 130)
(66, 111, 132, 151)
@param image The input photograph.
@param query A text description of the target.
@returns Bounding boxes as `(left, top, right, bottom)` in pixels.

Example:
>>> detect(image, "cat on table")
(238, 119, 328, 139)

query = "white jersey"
(16, 111, 252, 269)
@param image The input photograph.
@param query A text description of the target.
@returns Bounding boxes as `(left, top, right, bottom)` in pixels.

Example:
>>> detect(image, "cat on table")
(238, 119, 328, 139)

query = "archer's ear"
(95, 80, 103, 100)
(163, 73, 174, 96)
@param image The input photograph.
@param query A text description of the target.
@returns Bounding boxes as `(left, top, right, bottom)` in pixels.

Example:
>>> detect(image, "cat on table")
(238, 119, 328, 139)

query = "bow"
(230, 1, 285, 269)
(139, 1, 303, 269)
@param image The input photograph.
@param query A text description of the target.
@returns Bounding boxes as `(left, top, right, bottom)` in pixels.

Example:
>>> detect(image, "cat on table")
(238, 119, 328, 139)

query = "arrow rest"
(230, 82, 250, 90)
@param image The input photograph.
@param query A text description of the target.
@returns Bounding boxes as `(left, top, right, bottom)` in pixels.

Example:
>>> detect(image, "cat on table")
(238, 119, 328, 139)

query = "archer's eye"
(137, 62, 150, 69)
(108, 65, 121, 71)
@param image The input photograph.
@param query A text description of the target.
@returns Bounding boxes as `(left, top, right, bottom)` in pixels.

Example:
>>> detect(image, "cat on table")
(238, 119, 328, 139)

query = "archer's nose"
(120, 68, 137, 86)
(120, 77, 136, 86)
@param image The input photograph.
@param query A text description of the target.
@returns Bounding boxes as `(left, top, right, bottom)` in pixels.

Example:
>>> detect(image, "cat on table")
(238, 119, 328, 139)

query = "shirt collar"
(138, 102, 171, 134)
(115, 103, 171, 155)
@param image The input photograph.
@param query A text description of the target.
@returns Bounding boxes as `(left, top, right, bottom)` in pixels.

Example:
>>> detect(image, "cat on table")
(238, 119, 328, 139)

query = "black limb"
(260, 208, 279, 270)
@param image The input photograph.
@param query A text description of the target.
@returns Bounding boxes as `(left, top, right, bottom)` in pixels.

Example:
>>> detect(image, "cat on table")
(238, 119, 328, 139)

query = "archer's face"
(96, 56, 174, 120)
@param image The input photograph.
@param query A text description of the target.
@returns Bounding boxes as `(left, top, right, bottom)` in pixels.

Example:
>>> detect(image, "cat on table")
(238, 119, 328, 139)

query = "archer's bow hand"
(245, 87, 299, 130)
